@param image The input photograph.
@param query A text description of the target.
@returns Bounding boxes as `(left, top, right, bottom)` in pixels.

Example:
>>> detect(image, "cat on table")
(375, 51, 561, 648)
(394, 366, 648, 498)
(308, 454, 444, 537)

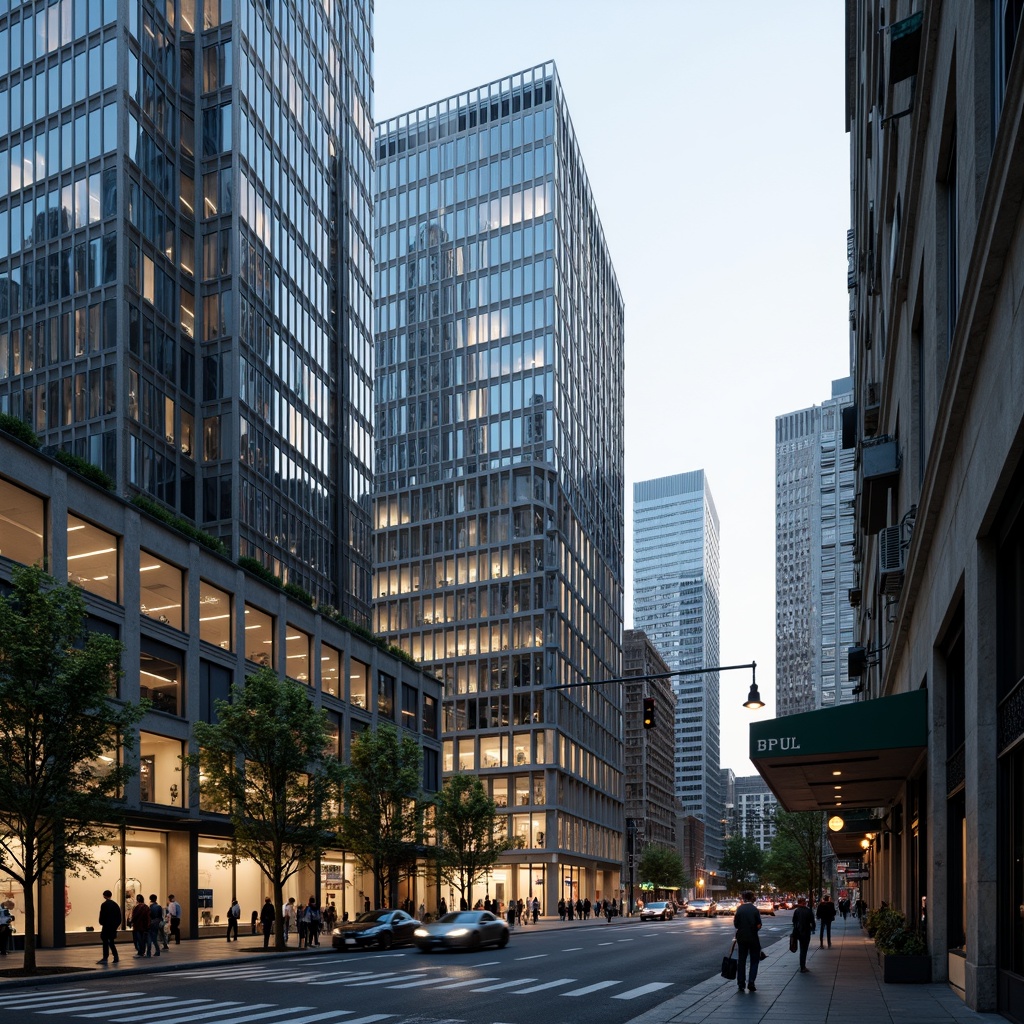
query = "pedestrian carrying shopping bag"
(721, 940, 738, 980)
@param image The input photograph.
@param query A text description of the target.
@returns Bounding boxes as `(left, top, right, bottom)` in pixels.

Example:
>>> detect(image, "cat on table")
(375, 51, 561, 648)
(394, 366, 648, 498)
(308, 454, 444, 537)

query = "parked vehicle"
(639, 901, 675, 921)
(685, 898, 717, 917)
(332, 909, 420, 950)
(413, 910, 509, 951)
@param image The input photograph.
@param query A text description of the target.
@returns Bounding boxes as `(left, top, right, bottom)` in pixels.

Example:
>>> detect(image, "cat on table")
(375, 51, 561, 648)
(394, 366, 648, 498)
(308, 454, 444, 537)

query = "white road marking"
(431, 977, 500, 990)
(516, 978, 576, 993)
(39, 995, 149, 1015)
(612, 982, 673, 999)
(110, 1003, 252, 1024)
(469, 978, 536, 992)
(514, 954, 547, 960)
(2, 989, 98, 1004)
(561, 947, 583, 951)
(562, 980, 621, 997)
(76, 1001, 213, 1020)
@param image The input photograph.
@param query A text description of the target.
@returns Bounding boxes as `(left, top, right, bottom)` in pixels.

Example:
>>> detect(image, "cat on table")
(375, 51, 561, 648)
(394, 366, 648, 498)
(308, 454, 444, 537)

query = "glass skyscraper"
(632, 470, 723, 866)
(774, 378, 856, 716)
(0, 0, 375, 621)
(373, 63, 626, 913)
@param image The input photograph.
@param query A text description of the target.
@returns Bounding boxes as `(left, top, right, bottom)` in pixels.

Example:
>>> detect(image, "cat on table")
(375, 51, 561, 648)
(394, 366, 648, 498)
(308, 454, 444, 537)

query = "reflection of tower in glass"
(373, 63, 625, 912)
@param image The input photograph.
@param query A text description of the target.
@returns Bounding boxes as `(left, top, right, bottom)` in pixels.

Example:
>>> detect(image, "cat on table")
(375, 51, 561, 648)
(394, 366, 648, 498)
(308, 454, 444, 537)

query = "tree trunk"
(273, 875, 285, 950)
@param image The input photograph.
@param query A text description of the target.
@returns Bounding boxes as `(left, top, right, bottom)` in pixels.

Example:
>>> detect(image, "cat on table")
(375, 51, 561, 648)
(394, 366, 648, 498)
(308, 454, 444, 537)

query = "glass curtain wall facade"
(632, 470, 722, 866)
(0, 0, 374, 622)
(775, 378, 856, 717)
(373, 63, 626, 914)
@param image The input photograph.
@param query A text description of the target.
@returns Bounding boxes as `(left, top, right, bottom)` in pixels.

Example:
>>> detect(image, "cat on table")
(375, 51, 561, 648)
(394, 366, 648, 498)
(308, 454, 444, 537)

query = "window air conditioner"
(878, 524, 905, 595)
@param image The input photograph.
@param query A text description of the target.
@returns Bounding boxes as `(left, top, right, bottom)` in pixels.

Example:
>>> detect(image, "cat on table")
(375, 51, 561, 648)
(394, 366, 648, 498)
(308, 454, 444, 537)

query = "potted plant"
(872, 907, 931, 983)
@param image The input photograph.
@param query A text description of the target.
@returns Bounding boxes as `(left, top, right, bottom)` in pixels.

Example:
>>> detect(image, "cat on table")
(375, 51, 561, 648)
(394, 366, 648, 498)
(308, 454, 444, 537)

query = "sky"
(373, 1, 851, 774)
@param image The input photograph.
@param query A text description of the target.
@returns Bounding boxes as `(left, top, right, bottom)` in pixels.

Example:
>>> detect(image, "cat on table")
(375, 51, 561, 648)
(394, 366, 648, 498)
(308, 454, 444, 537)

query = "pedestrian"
(583, 897, 591, 920)
(839, 897, 850, 920)
(282, 896, 296, 942)
(516, 898, 525, 925)
(604, 899, 614, 923)
(506, 900, 516, 931)
(96, 890, 121, 964)
(791, 896, 815, 972)
(557, 897, 566, 921)
(816, 894, 837, 948)
(566, 898, 574, 921)
(226, 898, 241, 941)
(146, 894, 164, 957)
(532, 896, 540, 924)
(574, 897, 583, 920)
(0, 903, 13, 956)
(855, 897, 866, 921)
(301, 897, 321, 946)
(251, 909, 259, 935)
(166, 894, 182, 945)
(260, 896, 275, 949)
(439, 896, 448, 916)
(130, 894, 149, 956)
(733, 890, 762, 993)
(417, 902, 426, 922)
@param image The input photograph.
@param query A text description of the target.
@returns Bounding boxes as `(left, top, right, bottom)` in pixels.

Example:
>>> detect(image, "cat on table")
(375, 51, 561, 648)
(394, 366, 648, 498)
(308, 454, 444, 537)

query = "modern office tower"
(774, 379, 856, 716)
(373, 63, 626, 914)
(623, 630, 679, 867)
(0, 1, 375, 621)
(633, 470, 722, 866)
(732, 775, 777, 852)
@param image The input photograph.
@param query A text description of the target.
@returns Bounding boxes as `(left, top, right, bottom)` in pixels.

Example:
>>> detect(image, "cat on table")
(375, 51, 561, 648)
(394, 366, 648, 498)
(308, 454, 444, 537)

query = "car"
(755, 898, 776, 916)
(413, 910, 509, 951)
(685, 898, 717, 917)
(639, 901, 675, 921)
(332, 909, 420, 950)
(716, 898, 741, 917)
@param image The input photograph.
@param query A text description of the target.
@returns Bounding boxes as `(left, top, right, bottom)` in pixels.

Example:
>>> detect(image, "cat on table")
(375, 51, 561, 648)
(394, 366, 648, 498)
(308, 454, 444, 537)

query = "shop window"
(285, 624, 310, 684)
(349, 657, 368, 708)
(139, 550, 183, 629)
(139, 641, 182, 716)
(198, 580, 231, 649)
(0, 475, 44, 567)
(423, 693, 438, 737)
(377, 671, 395, 719)
(321, 642, 340, 696)
(243, 603, 273, 666)
(138, 732, 185, 807)
(67, 513, 118, 602)
(401, 682, 418, 729)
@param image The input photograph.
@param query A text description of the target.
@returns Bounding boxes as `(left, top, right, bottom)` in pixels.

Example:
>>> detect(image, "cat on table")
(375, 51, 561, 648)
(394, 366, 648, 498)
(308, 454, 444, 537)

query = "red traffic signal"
(642, 697, 655, 729)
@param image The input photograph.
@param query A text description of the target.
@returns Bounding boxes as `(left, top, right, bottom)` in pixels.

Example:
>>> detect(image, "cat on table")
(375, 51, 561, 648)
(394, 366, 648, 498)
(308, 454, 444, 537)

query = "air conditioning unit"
(878, 525, 905, 594)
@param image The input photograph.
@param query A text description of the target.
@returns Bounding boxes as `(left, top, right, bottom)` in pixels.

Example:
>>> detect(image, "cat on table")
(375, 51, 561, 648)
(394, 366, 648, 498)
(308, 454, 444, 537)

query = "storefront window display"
(197, 837, 266, 932)
(139, 732, 185, 806)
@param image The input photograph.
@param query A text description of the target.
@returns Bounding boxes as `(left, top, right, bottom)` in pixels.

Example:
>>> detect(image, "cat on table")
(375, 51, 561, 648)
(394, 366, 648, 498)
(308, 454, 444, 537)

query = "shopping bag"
(789, 932, 798, 953)
(721, 954, 738, 980)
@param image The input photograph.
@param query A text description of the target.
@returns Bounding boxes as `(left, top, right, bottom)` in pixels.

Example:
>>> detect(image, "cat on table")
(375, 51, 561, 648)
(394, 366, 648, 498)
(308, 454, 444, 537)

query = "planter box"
(882, 953, 932, 983)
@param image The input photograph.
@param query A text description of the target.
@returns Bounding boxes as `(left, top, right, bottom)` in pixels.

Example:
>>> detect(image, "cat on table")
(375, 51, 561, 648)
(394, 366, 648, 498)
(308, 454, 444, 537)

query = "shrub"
(870, 906, 927, 955)
(0, 412, 41, 447)
(52, 450, 116, 491)
(130, 494, 228, 555)
(238, 555, 281, 588)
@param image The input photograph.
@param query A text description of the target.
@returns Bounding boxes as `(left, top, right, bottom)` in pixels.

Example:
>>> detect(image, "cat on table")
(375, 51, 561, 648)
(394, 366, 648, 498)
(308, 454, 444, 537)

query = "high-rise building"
(633, 470, 722, 866)
(732, 775, 777, 852)
(0, 0, 375, 621)
(774, 378, 856, 716)
(372, 63, 626, 913)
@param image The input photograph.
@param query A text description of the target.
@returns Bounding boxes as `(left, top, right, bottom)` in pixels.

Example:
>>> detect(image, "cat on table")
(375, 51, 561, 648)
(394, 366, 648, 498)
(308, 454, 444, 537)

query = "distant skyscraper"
(372, 63, 626, 914)
(633, 470, 722, 866)
(775, 379, 856, 716)
(732, 775, 777, 852)
(0, 1, 376, 621)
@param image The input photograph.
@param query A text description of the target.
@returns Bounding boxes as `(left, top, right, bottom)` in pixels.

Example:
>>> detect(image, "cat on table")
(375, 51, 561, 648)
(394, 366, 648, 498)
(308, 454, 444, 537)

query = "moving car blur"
(414, 910, 510, 951)
(332, 909, 420, 950)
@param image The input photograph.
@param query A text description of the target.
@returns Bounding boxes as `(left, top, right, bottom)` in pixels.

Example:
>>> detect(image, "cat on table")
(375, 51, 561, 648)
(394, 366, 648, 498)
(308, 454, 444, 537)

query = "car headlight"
(447, 928, 469, 937)
(414, 928, 429, 937)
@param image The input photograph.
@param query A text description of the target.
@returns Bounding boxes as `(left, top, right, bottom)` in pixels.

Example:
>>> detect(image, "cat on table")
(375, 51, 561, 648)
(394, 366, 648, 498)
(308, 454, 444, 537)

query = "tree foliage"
(720, 833, 765, 891)
(188, 667, 345, 949)
(433, 774, 515, 907)
(0, 565, 143, 972)
(763, 809, 823, 897)
(336, 725, 426, 911)
(637, 844, 689, 892)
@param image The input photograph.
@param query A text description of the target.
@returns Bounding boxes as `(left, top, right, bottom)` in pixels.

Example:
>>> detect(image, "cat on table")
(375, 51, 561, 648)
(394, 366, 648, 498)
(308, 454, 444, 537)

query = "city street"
(0, 914, 796, 1024)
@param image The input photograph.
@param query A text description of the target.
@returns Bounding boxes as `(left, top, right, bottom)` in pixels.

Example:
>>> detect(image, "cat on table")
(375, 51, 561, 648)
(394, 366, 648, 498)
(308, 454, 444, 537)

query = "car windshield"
(647, 902, 668, 909)
(354, 911, 392, 923)
(691, 899, 710, 906)
(438, 912, 485, 923)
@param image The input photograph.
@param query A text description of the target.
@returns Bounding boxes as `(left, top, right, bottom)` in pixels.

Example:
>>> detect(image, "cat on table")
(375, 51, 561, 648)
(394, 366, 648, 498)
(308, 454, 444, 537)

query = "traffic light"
(642, 697, 655, 729)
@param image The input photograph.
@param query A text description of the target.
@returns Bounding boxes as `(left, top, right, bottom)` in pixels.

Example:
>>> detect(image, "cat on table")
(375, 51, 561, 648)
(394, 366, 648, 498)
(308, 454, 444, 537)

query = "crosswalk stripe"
(386, 977, 457, 990)
(341, 1016, 394, 1024)
(108, 1002, 250, 1024)
(309, 972, 378, 986)
(260, 1013, 351, 1024)
(38, 995, 149, 1014)
(468, 978, 536, 992)
(430, 977, 499, 990)
(209, 1007, 313, 1024)
(516, 978, 576, 993)
(2, 989, 97, 1005)
(76, 1000, 213, 1019)
(343, 973, 427, 987)
(561, 980, 621, 996)
(612, 982, 672, 999)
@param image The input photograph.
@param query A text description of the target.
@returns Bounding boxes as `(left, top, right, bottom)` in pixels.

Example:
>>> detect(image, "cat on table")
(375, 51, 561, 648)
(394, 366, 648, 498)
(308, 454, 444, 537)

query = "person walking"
(532, 896, 540, 924)
(260, 896, 276, 948)
(506, 900, 516, 931)
(130, 894, 150, 956)
(839, 897, 850, 921)
(816, 894, 837, 948)
(166, 895, 182, 945)
(250, 909, 259, 935)
(557, 897, 566, 921)
(733, 891, 763, 992)
(439, 896, 448, 917)
(301, 897, 321, 946)
(96, 890, 121, 964)
(0, 904, 13, 956)
(282, 896, 296, 942)
(791, 896, 815, 972)
(146, 894, 164, 957)
(226, 898, 241, 941)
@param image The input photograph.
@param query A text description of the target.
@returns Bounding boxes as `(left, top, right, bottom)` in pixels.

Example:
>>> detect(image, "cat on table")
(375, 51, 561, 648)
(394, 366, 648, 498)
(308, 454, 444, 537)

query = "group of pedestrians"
(502, 897, 541, 928)
(556, 896, 620, 921)
(257, 895, 335, 948)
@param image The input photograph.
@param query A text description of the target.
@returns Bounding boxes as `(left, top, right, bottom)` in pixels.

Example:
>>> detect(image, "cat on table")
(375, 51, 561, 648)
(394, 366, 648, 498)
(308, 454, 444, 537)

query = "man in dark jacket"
(97, 890, 121, 964)
(733, 891, 763, 992)
(792, 897, 815, 971)
(816, 894, 837, 947)
(260, 896, 276, 949)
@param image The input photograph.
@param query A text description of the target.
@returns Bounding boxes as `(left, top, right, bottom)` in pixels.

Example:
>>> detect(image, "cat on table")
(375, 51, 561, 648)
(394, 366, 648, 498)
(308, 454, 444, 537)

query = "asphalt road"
(2, 913, 797, 1024)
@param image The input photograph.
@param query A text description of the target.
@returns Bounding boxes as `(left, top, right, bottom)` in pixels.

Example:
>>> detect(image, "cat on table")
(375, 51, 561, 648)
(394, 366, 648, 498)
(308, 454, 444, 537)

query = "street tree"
(336, 725, 426, 911)
(721, 833, 765, 892)
(189, 667, 345, 950)
(433, 773, 516, 910)
(0, 565, 143, 973)
(637, 844, 689, 896)
(764, 809, 823, 898)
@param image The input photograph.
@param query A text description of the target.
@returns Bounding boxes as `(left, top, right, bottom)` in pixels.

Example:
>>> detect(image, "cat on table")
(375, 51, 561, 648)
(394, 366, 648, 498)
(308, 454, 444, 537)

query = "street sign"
(846, 870, 870, 880)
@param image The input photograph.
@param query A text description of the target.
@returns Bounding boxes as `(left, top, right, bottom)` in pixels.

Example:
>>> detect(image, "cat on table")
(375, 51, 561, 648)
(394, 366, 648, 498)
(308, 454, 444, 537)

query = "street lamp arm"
(546, 661, 757, 689)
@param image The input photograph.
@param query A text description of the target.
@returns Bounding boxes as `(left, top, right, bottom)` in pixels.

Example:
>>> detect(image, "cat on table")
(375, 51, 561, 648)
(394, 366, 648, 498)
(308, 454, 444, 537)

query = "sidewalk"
(0, 915, 1003, 1024)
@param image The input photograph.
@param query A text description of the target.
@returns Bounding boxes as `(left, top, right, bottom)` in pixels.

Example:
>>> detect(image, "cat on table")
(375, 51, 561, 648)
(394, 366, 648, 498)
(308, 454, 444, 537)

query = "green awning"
(749, 689, 928, 818)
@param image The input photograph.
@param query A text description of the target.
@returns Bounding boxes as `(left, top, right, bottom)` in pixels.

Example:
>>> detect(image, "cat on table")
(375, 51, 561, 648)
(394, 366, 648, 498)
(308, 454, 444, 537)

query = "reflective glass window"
(66, 513, 118, 602)
(139, 550, 183, 630)
(321, 642, 340, 696)
(285, 624, 310, 684)
(0, 474, 45, 567)
(243, 603, 273, 666)
(349, 657, 368, 709)
(198, 579, 231, 649)
(139, 731, 185, 805)
(139, 643, 182, 716)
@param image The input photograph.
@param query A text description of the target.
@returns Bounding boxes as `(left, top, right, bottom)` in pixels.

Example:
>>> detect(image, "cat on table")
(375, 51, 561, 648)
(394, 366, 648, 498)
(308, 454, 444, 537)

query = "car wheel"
(497, 931, 509, 948)
(378, 932, 393, 950)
